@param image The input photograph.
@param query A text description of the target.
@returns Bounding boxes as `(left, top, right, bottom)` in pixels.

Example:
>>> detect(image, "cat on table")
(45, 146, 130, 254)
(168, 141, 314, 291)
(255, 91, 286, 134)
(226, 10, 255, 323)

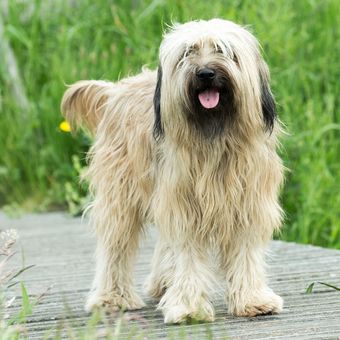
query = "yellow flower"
(59, 120, 71, 132)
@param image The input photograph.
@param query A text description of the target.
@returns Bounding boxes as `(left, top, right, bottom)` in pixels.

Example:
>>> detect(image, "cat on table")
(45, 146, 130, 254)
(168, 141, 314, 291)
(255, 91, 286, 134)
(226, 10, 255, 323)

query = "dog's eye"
(177, 50, 188, 64)
(216, 46, 224, 54)
(177, 48, 191, 67)
(232, 53, 239, 65)
(185, 46, 196, 57)
(178, 47, 195, 64)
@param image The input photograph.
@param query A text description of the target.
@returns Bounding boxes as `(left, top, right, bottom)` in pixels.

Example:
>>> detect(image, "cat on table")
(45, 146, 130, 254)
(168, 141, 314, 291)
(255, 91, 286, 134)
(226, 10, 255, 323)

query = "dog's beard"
(185, 68, 236, 139)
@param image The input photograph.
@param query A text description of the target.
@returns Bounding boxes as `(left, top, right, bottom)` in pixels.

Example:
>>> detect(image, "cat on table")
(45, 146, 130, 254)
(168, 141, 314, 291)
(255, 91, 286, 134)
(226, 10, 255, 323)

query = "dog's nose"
(197, 68, 216, 80)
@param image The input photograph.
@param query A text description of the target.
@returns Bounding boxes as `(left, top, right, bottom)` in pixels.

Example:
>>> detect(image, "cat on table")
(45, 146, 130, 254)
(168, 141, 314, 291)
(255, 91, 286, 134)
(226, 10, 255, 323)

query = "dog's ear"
(153, 65, 163, 139)
(259, 63, 276, 133)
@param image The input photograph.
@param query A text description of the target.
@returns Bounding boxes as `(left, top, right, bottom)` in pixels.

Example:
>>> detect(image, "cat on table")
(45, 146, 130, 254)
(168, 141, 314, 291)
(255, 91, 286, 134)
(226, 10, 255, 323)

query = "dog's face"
(154, 19, 276, 140)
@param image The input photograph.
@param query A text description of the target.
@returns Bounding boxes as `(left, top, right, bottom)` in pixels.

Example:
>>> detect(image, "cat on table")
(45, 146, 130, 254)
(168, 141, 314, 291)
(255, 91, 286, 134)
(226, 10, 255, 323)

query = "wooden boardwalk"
(1, 212, 340, 339)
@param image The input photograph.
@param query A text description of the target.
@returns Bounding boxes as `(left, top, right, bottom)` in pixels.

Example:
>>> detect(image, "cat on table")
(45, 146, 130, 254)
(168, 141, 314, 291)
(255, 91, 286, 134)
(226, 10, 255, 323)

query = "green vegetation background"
(0, 0, 339, 248)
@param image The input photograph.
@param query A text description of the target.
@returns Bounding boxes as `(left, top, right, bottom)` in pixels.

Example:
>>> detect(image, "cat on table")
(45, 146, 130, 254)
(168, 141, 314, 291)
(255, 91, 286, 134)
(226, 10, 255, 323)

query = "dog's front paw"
(159, 293, 215, 324)
(85, 289, 146, 313)
(230, 289, 283, 317)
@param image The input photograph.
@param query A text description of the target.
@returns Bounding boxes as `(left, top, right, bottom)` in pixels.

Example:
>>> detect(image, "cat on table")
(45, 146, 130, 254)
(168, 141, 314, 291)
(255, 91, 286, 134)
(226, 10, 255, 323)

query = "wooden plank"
(1, 212, 340, 339)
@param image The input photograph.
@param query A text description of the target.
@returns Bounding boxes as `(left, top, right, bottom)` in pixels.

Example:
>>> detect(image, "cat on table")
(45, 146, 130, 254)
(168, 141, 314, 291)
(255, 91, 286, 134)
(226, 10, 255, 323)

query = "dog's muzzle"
(196, 68, 220, 109)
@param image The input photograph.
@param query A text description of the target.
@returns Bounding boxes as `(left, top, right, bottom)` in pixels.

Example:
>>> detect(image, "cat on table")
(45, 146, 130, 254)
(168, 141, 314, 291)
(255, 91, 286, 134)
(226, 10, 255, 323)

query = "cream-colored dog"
(61, 19, 284, 324)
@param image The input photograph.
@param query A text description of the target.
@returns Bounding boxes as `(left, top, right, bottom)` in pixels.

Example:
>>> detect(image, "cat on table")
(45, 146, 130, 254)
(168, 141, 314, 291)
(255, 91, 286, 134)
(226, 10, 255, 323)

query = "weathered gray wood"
(1, 212, 340, 339)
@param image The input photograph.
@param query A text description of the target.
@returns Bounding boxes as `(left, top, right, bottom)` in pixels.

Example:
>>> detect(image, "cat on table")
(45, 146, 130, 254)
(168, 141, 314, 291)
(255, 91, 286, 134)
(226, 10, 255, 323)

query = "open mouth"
(198, 88, 220, 109)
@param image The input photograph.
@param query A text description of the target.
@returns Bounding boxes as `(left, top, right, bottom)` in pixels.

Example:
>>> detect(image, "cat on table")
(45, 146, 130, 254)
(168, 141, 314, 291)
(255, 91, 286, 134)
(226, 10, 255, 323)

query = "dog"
(61, 19, 284, 324)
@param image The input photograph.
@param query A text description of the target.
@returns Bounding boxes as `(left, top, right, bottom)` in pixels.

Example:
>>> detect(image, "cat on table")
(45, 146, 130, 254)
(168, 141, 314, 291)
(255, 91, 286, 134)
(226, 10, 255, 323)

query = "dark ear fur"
(259, 66, 276, 133)
(153, 66, 163, 139)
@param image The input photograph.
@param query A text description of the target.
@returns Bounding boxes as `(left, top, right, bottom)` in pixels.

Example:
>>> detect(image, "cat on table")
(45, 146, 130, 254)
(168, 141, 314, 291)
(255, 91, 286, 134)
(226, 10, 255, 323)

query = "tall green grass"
(0, 0, 339, 248)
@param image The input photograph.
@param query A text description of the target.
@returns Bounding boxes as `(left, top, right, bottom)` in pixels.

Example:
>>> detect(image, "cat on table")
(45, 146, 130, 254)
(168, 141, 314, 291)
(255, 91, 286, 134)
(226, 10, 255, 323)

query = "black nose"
(197, 68, 216, 80)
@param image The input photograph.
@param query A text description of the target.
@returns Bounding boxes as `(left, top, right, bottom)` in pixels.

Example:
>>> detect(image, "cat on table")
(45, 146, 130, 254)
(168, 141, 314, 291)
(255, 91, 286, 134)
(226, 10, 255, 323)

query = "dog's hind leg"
(156, 239, 216, 324)
(144, 237, 175, 299)
(85, 200, 145, 313)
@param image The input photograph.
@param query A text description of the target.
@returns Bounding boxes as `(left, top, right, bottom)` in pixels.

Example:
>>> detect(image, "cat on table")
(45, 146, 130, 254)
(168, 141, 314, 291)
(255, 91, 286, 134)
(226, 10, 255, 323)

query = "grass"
(0, 228, 32, 339)
(306, 281, 340, 294)
(0, 0, 339, 248)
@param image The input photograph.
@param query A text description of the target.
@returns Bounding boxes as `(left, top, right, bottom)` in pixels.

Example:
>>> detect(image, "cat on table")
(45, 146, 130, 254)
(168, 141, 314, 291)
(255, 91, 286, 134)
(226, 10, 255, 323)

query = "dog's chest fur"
(150, 138, 266, 240)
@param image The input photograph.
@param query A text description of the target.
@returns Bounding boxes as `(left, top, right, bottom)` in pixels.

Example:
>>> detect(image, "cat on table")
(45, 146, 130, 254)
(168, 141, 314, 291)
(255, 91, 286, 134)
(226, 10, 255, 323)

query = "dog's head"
(153, 19, 276, 140)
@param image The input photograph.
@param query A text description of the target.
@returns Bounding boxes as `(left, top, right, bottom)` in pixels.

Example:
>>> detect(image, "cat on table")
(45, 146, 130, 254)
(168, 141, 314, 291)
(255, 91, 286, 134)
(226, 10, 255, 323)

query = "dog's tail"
(61, 80, 114, 135)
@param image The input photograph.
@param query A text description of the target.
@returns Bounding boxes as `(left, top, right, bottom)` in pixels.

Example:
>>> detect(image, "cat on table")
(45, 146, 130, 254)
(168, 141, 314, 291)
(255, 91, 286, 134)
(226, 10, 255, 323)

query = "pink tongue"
(198, 89, 220, 109)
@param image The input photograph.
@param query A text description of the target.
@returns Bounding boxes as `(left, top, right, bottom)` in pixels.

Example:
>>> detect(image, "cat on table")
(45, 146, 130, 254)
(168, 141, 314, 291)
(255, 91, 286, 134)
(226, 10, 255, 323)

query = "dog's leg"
(85, 206, 145, 312)
(221, 237, 283, 317)
(157, 240, 215, 324)
(145, 237, 175, 299)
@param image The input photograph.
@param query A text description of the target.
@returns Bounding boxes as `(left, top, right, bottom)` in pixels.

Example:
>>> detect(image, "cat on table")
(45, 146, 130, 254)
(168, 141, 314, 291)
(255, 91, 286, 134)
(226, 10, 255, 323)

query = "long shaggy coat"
(61, 19, 284, 324)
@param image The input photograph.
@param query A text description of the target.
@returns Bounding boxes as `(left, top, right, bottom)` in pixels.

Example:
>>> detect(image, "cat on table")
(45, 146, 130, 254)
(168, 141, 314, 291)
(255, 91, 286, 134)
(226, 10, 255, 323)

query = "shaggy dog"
(61, 19, 284, 324)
